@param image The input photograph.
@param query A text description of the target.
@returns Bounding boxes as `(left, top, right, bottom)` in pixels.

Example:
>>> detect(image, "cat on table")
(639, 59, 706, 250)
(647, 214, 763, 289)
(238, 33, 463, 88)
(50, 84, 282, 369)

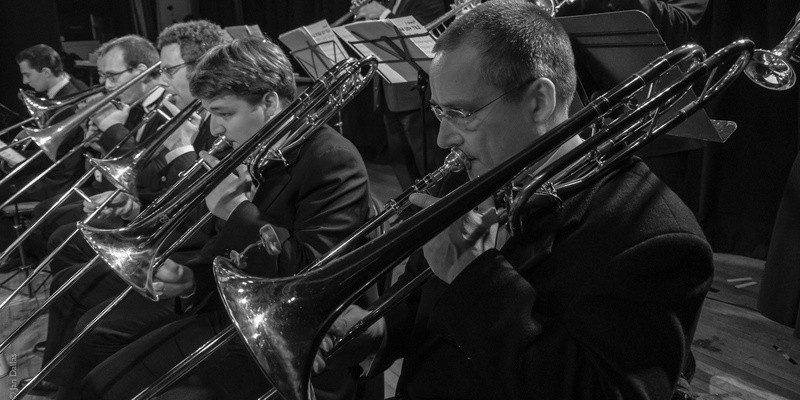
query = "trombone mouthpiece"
(443, 148, 470, 173)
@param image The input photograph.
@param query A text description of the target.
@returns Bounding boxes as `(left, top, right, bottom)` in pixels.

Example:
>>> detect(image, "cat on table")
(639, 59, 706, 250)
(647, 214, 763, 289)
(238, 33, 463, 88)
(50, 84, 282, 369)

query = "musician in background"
(25, 35, 167, 275)
(17, 21, 224, 398)
(354, 0, 448, 192)
(73, 36, 373, 400)
(0, 44, 88, 268)
(318, 1, 713, 399)
(16, 44, 88, 98)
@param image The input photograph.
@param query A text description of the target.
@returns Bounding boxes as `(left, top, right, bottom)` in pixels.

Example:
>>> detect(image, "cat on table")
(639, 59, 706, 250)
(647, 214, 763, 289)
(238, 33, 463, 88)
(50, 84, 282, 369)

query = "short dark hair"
(157, 20, 226, 66)
(96, 34, 160, 73)
(16, 44, 64, 76)
(189, 36, 296, 105)
(434, 0, 576, 113)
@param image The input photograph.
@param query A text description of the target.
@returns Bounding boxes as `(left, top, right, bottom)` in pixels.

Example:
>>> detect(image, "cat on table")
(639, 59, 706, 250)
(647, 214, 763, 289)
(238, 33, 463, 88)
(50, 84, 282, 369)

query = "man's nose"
(436, 120, 463, 150)
(209, 115, 225, 137)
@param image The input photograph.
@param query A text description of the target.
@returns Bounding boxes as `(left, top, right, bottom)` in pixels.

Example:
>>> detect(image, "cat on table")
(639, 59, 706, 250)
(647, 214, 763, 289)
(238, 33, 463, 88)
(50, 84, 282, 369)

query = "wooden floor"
(1, 161, 798, 399)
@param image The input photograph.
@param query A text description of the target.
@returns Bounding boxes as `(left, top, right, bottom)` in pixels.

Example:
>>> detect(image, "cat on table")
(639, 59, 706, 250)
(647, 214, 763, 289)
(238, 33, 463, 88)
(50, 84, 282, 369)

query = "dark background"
(0, 0, 798, 259)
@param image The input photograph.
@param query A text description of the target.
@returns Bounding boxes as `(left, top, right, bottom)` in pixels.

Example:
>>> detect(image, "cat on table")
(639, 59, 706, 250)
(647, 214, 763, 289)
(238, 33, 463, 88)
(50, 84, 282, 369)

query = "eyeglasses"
(159, 62, 192, 79)
(430, 79, 536, 129)
(98, 67, 133, 84)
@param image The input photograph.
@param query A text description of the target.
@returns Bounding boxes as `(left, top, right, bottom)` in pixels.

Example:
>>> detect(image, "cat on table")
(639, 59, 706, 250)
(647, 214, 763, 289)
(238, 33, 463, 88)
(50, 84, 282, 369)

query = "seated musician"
(35, 36, 373, 400)
(317, 1, 714, 399)
(19, 23, 226, 396)
(27, 35, 168, 272)
(0, 44, 88, 264)
(43, 21, 228, 272)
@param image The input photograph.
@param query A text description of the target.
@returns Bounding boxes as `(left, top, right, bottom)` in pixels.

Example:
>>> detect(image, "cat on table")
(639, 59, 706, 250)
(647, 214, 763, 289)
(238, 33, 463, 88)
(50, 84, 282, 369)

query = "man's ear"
(41, 67, 53, 78)
(527, 77, 557, 124)
(261, 91, 280, 118)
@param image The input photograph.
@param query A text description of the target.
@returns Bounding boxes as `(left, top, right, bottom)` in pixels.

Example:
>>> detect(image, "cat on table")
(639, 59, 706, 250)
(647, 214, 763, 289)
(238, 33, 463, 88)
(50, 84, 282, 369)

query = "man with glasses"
(77, 36, 376, 399)
(316, 1, 714, 399)
(17, 24, 227, 398)
(83, 35, 165, 155)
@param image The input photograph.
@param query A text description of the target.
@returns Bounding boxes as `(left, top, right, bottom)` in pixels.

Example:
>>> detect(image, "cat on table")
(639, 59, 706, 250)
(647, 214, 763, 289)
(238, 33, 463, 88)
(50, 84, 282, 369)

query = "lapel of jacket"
(249, 135, 306, 210)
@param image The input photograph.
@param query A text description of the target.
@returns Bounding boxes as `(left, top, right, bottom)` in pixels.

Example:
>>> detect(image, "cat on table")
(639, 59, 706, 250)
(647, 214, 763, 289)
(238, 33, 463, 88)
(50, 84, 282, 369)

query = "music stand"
(558, 10, 727, 144)
(333, 17, 436, 173)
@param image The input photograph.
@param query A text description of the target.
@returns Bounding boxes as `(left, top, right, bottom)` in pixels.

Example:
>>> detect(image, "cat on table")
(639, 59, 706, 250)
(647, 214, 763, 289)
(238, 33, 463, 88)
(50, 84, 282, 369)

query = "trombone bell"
(744, 10, 800, 90)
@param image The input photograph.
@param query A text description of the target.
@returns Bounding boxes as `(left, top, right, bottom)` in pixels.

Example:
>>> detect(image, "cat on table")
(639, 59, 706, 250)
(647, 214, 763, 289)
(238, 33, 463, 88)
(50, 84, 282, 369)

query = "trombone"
(0, 93, 179, 315)
(0, 84, 105, 144)
(0, 99, 219, 394)
(0, 63, 161, 199)
(213, 40, 755, 400)
(0, 65, 163, 270)
(19, 84, 106, 129)
(744, 9, 800, 90)
(0, 84, 166, 211)
(129, 148, 468, 399)
(11, 56, 378, 399)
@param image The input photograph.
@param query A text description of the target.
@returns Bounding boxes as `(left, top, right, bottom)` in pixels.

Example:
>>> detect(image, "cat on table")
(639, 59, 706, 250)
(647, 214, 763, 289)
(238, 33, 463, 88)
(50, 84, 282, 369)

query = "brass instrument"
(0, 84, 166, 211)
(426, 0, 481, 39)
(0, 63, 162, 201)
(129, 148, 467, 399)
(19, 84, 105, 128)
(1, 94, 230, 399)
(213, 40, 755, 400)
(8, 56, 379, 400)
(744, 9, 800, 90)
(533, 0, 576, 16)
(0, 93, 179, 316)
(0, 86, 103, 155)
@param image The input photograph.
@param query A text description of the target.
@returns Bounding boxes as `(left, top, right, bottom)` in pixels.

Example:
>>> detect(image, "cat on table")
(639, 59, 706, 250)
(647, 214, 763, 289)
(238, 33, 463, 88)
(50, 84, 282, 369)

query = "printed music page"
(333, 16, 435, 84)
(280, 20, 346, 79)
(0, 139, 26, 168)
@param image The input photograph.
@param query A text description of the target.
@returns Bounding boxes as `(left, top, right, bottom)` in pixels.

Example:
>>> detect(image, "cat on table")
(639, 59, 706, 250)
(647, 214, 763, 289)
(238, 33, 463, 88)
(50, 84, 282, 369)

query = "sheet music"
(0, 139, 26, 167)
(280, 20, 347, 80)
(332, 16, 435, 84)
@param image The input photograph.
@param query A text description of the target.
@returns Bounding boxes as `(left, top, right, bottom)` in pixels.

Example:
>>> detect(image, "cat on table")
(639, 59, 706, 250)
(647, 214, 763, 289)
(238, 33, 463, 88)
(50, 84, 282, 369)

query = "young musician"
(62, 36, 373, 400)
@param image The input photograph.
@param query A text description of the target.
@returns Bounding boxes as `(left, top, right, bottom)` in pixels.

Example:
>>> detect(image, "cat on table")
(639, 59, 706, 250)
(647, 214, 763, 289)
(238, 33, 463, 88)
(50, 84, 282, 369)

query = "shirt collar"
(47, 75, 71, 99)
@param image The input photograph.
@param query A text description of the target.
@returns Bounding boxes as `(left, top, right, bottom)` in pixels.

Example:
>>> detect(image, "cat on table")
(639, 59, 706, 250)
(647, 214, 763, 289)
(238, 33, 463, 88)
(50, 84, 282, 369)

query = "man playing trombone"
(17, 25, 226, 397)
(0, 44, 89, 263)
(75, 36, 377, 399)
(26, 35, 169, 274)
(316, 1, 714, 399)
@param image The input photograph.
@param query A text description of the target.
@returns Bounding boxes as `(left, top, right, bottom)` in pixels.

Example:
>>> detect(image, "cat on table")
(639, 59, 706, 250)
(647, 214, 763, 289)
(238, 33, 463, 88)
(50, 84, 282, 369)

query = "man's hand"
(408, 193, 500, 284)
(83, 190, 141, 220)
(355, 1, 390, 20)
(152, 258, 195, 299)
(201, 151, 251, 220)
(313, 305, 385, 374)
(161, 100, 200, 151)
(82, 121, 106, 153)
(91, 101, 131, 132)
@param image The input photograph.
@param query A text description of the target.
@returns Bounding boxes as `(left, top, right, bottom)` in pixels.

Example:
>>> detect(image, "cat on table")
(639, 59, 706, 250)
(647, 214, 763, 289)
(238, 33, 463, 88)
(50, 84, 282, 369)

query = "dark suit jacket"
(381, 159, 714, 399)
(378, 0, 445, 112)
(182, 124, 371, 306)
(0, 79, 87, 203)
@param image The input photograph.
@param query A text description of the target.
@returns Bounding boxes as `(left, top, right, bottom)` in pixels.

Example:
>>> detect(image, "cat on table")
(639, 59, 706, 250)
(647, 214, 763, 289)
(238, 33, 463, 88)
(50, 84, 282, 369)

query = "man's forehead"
(101, 48, 127, 70)
(203, 94, 242, 110)
(430, 47, 489, 104)
(18, 61, 34, 72)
